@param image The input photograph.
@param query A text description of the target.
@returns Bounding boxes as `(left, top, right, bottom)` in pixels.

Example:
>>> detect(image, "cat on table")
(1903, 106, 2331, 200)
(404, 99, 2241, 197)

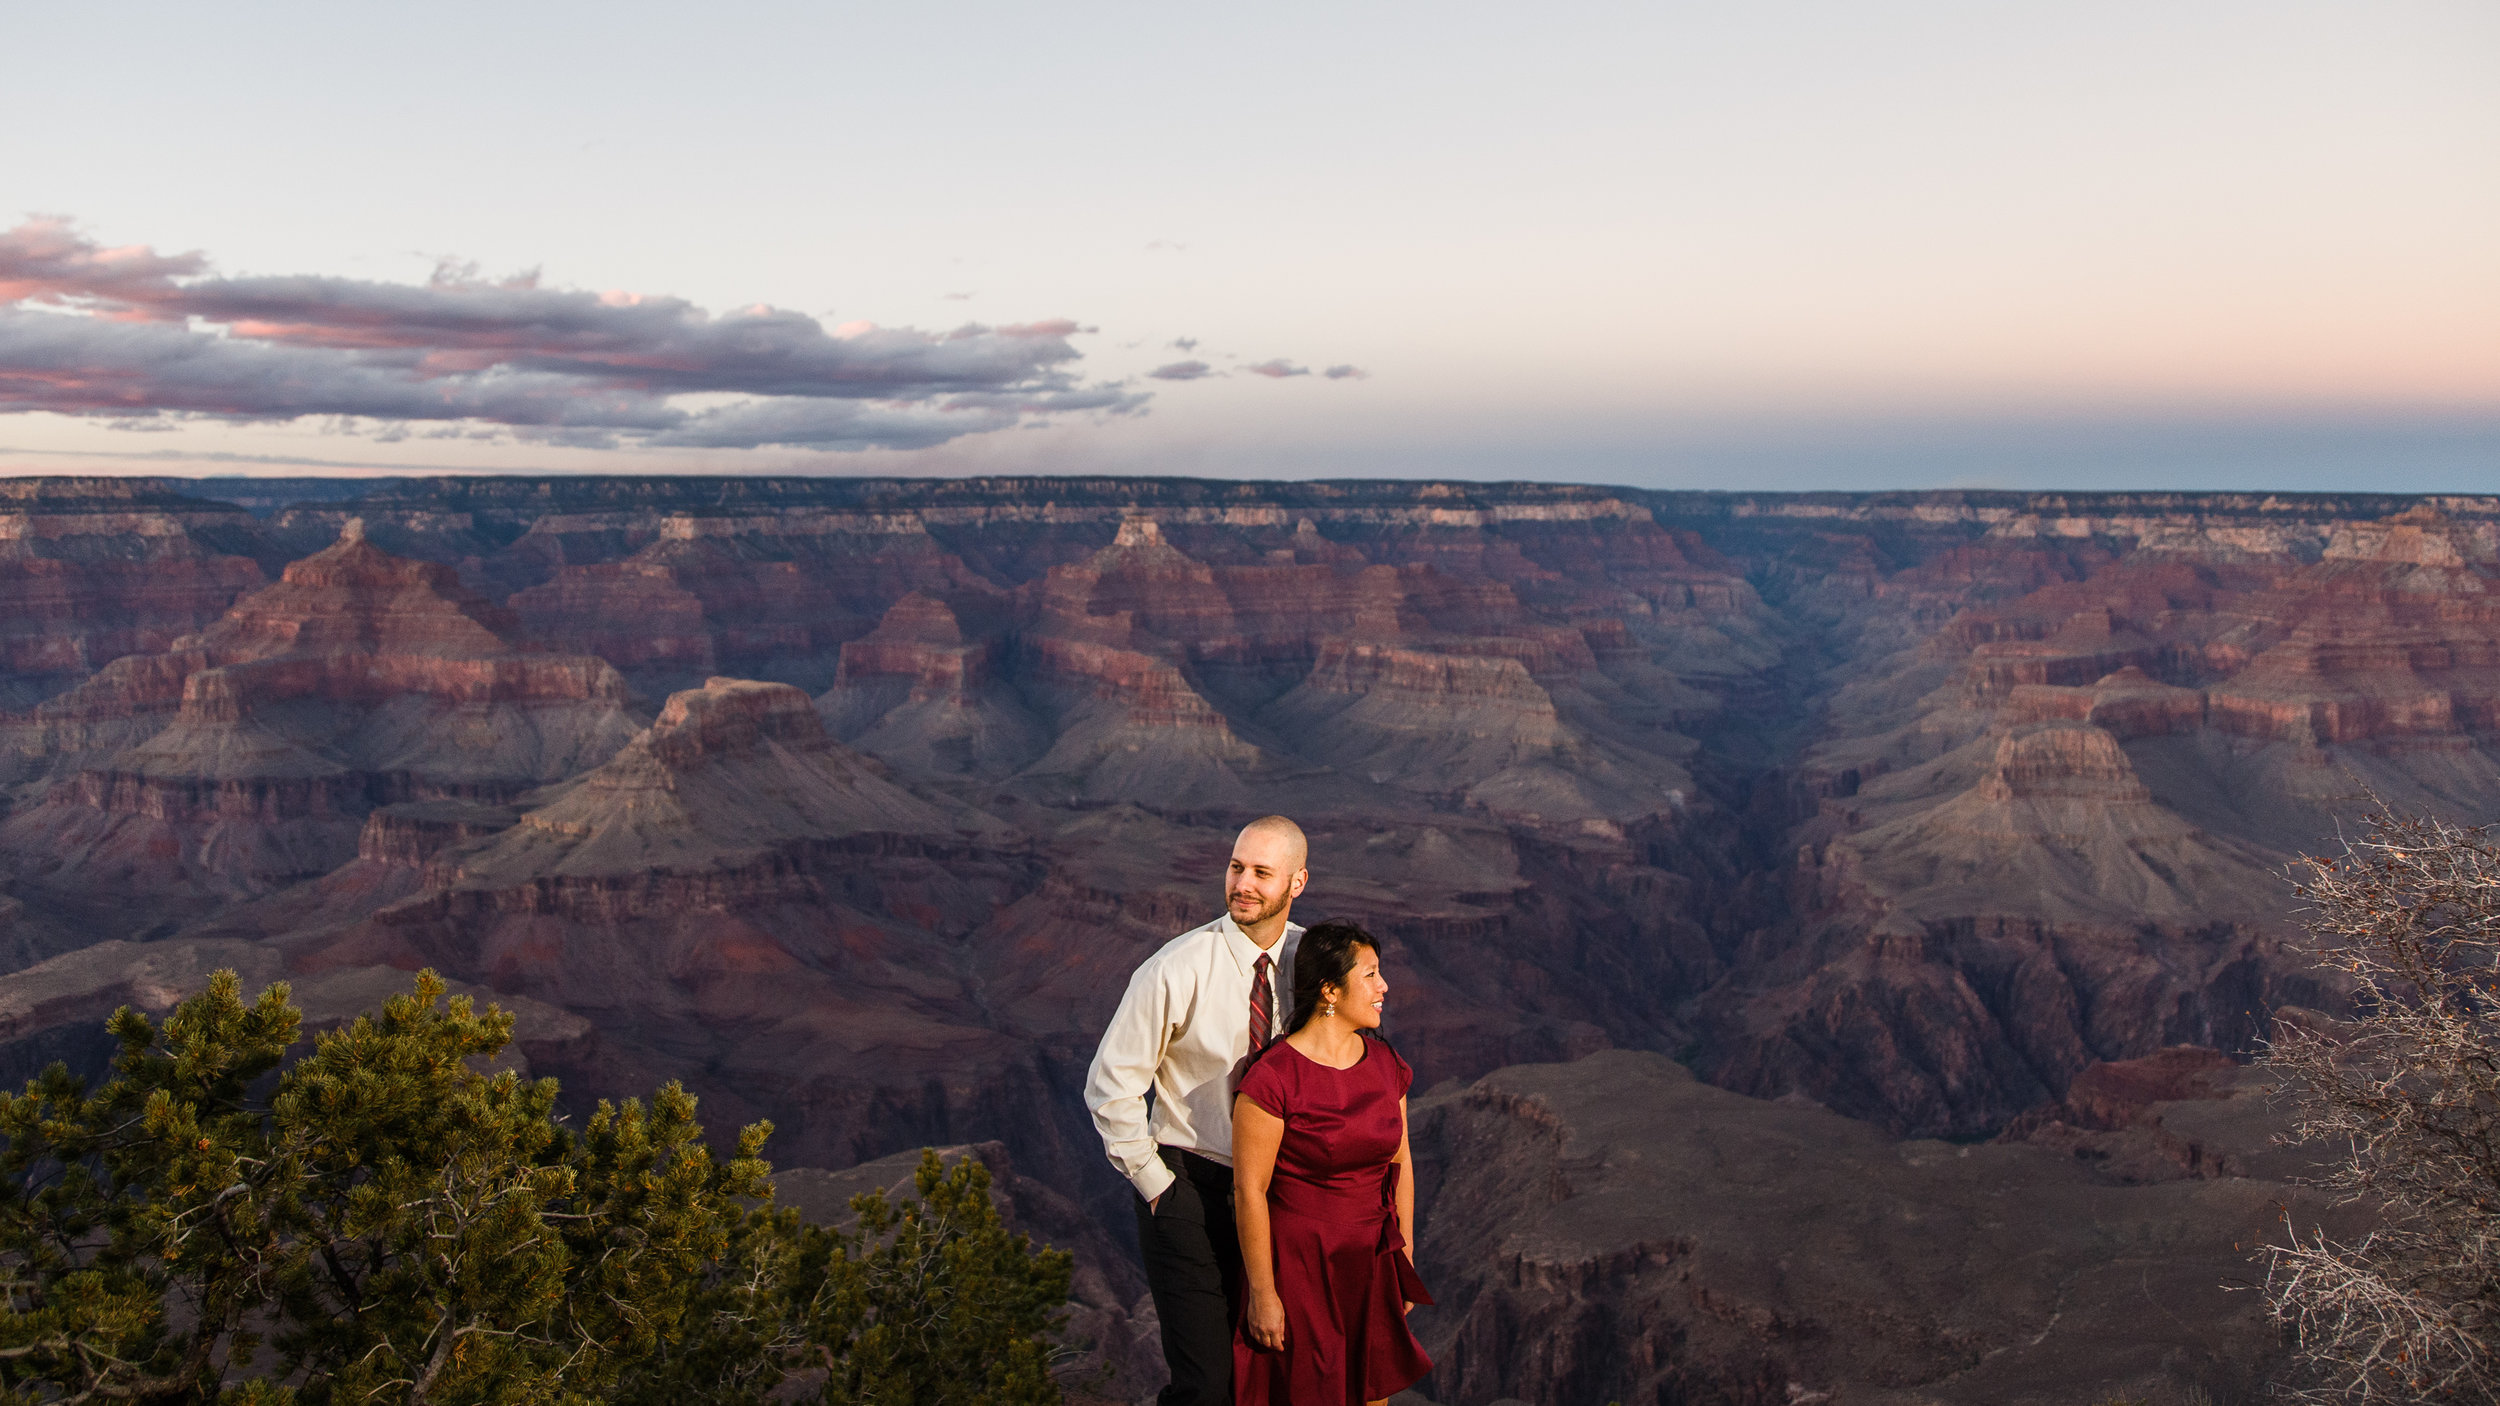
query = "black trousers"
(1135, 1146, 1243, 1406)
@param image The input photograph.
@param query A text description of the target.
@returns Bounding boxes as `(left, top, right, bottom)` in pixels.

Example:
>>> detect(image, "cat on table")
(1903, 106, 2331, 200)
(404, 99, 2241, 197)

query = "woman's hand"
(1246, 1288, 1287, 1351)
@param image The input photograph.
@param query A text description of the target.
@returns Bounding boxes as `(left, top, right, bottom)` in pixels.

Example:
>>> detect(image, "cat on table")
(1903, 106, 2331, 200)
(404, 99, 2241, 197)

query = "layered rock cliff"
(0, 473, 2493, 1400)
(1688, 497, 2500, 1134)
(0, 478, 266, 710)
(1403, 1047, 2353, 1406)
(3, 476, 2493, 1136)
(0, 518, 638, 938)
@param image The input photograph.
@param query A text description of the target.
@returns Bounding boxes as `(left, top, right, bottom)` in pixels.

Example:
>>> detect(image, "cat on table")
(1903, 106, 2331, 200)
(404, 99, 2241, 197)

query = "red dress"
(1234, 1036, 1435, 1405)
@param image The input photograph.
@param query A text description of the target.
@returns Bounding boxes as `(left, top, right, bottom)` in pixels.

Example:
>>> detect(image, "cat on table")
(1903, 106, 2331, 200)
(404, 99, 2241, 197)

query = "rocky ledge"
(1405, 1048, 2352, 1406)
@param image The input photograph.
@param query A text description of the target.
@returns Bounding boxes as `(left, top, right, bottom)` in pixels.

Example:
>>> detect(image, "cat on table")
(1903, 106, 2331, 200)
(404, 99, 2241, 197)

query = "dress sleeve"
(1237, 1051, 1292, 1121)
(1385, 1042, 1414, 1097)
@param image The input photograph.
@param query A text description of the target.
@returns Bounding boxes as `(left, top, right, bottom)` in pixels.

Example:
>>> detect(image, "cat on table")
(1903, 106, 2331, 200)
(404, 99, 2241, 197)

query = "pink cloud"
(997, 319, 1084, 338)
(0, 215, 203, 305)
(0, 218, 1147, 452)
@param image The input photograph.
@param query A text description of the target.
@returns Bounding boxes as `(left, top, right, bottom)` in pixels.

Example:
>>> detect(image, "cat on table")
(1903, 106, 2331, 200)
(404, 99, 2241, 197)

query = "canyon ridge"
(2, 473, 2494, 1404)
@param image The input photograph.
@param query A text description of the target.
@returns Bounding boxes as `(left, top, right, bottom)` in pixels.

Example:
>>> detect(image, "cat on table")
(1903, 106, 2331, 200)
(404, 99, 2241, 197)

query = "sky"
(1, 1, 2493, 491)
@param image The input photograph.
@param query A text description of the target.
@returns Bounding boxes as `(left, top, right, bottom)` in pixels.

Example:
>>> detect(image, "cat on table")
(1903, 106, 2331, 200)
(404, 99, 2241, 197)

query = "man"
(1086, 815, 1309, 1406)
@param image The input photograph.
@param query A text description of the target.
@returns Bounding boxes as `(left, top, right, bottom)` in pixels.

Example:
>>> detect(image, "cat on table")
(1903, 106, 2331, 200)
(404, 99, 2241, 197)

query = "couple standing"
(1085, 815, 1433, 1406)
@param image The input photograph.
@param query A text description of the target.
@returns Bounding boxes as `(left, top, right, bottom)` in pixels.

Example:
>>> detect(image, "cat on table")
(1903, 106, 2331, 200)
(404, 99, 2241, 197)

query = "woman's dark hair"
(1284, 921, 1379, 1037)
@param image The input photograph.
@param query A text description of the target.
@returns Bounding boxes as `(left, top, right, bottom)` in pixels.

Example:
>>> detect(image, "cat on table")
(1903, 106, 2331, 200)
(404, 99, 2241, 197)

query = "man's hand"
(1246, 1288, 1287, 1350)
(1148, 1191, 1163, 1214)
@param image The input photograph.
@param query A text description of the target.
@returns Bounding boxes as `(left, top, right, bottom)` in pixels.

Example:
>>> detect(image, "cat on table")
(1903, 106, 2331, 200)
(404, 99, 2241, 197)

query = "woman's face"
(1327, 944, 1387, 1031)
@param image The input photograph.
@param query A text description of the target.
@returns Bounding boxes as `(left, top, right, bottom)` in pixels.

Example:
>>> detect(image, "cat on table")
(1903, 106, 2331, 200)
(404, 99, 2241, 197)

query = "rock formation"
(1403, 1048, 2353, 1406)
(0, 474, 2494, 1400)
(0, 937, 591, 1094)
(0, 519, 638, 938)
(0, 481, 269, 714)
(820, 591, 1045, 779)
(3, 476, 2492, 1139)
(1686, 494, 2500, 1135)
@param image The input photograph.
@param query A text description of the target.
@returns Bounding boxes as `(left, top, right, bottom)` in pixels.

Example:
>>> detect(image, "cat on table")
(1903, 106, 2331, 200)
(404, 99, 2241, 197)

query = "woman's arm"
(1233, 1094, 1288, 1350)
(1394, 1096, 1418, 1308)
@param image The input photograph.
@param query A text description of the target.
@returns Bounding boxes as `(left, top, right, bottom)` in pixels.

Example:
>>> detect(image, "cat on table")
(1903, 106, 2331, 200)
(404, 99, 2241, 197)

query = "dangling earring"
(1323, 999, 1336, 1017)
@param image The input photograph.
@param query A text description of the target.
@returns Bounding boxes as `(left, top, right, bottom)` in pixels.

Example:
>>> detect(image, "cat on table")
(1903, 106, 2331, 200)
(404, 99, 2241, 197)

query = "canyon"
(0, 474, 2494, 1403)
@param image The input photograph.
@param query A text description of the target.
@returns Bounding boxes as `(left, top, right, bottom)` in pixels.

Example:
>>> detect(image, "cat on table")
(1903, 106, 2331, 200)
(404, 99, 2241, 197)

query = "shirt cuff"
(1129, 1155, 1176, 1205)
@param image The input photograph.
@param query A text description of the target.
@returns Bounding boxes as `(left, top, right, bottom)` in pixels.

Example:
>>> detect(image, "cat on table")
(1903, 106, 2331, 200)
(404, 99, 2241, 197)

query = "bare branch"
(2261, 806, 2500, 1401)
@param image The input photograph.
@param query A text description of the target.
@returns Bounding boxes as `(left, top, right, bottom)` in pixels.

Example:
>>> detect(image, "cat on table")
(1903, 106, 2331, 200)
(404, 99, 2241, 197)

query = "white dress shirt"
(1085, 913, 1302, 1203)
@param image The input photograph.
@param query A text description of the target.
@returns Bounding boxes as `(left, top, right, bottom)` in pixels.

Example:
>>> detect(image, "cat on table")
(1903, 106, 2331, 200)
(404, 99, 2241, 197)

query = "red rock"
(0, 522, 638, 920)
(272, 675, 1038, 1180)
(1976, 722, 2153, 802)
(0, 480, 267, 708)
(3, 478, 2494, 1272)
(835, 591, 988, 698)
(508, 563, 717, 674)
(820, 592, 1043, 779)
(503, 510, 985, 692)
(2034, 1045, 2242, 1131)
(357, 800, 516, 867)
(2000, 666, 2208, 738)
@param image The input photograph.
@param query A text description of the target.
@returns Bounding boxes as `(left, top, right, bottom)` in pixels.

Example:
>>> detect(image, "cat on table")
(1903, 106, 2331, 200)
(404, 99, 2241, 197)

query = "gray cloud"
(0, 216, 205, 303)
(1170, 337, 1198, 352)
(1324, 364, 1369, 380)
(0, 218, 1144, 451)
(0, 311, 670, 429)
(1149, 360, 1216, 381)
(1243, 359, 1308, 379)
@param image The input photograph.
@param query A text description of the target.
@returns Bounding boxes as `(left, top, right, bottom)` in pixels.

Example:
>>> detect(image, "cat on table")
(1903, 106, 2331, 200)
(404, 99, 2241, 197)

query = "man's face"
(1225, 829, 1307, 928)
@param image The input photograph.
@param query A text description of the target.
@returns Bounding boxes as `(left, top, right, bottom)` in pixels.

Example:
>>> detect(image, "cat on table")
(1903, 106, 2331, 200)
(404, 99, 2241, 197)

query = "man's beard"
(1230, 890, 1280, 924)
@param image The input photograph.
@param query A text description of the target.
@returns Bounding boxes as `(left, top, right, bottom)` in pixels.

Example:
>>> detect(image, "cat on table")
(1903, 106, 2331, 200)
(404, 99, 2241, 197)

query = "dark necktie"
(1249, 953, 1274, 1053)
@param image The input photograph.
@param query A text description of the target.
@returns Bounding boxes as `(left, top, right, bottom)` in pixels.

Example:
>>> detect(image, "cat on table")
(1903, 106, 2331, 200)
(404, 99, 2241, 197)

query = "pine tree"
(0, 969, 1069, 1405)
(804, 1153, 1069, 1406)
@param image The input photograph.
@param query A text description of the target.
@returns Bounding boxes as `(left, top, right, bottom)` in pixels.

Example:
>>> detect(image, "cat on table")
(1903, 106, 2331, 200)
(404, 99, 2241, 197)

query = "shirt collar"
(1217, 912, 1294, 974)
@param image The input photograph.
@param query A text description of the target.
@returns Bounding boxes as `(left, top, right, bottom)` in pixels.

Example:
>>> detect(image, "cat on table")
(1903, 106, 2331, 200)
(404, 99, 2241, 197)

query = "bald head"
(1224, 815, 1309, 943)
(1237, 815, 1308, 871)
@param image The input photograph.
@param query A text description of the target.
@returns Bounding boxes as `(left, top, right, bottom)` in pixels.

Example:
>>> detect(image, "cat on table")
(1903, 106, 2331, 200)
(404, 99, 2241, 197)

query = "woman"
(1231, 921, 1433, 1406)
